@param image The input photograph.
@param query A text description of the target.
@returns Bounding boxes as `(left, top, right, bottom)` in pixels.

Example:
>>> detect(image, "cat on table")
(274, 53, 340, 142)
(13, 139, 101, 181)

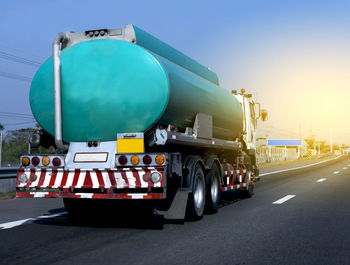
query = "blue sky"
(1, 0, 350, 142)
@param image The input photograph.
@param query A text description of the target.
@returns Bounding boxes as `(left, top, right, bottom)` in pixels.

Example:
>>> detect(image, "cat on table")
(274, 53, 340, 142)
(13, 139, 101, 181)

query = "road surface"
(0, 155, 349, 265)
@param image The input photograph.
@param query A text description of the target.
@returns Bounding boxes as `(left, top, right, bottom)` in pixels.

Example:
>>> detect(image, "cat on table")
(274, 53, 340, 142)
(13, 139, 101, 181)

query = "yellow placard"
(117, 138, 144, 153)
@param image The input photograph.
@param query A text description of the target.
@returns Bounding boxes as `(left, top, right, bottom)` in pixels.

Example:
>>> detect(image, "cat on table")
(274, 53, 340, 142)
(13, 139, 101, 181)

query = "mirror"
(29, 131, 41, 148)
(261, 109, 268, 121)
(29, 129, 56, 148)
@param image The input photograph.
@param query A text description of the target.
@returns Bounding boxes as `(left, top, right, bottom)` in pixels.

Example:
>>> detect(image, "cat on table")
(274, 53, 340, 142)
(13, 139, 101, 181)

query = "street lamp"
(330, 128, 333, 153)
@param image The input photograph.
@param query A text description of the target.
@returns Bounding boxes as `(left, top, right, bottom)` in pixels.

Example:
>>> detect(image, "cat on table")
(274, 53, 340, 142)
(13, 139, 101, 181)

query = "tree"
(1, 128, 54, 166)
(304, 134, 316, 149)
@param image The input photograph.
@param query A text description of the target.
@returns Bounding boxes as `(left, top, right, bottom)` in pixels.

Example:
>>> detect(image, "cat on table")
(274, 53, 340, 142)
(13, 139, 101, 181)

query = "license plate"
(74, 152, 108, 162)
(117, 138, 144, 153)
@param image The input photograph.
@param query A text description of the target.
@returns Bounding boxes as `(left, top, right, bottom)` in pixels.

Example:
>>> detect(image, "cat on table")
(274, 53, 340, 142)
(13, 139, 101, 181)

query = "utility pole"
(284, 145, 287, 160)
(0, 129, 3, 167)
(330, 128, 333, 153)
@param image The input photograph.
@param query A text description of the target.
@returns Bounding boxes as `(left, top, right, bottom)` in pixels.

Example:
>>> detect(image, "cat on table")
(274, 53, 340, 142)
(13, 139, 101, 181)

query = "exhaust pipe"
(53, 32, 70, 152)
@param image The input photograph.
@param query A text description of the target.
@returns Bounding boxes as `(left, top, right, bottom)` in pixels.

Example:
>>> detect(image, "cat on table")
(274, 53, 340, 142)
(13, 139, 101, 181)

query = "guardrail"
(0, 167, 17, 193)
(0, 167, 17, 179)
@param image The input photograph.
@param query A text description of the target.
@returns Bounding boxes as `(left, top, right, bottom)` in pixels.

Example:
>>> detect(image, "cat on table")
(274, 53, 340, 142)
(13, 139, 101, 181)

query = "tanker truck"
(16, 24, 267, 220)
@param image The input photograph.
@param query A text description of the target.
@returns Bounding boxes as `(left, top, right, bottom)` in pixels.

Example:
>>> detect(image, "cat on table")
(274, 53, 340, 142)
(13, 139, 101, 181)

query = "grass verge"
(0, 191, 16, 200)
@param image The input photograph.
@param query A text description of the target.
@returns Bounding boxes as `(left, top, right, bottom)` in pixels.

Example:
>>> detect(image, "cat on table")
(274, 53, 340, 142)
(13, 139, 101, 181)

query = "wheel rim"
(194, 174, 204, 209)
(211, 175, 219, 203)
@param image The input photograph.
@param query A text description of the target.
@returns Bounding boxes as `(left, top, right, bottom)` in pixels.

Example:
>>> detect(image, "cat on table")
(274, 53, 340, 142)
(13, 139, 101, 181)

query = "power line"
(0, 111, 34, 117)
(0, 116, 35, 121)
(0, 42, 46, 60)
(0, 51, 41, 67)
(2, 121, 36, 126)
(0, 71, 32, 82)
(0, 112, 35, 124)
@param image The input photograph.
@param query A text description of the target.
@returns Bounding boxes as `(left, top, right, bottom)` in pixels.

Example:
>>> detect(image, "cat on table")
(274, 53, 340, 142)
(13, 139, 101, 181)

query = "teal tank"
(30, 32, 243, 142)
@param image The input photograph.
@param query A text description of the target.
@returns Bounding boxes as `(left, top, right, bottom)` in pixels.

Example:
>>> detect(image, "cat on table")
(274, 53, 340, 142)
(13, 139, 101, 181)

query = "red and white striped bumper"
(16, 167, 166, 199)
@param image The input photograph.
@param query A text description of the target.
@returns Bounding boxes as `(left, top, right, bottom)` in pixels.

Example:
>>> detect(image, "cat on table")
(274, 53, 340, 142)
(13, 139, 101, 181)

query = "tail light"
(32, 157, 40, 166)
(143, 155, 152, 165)
(119, 155, 127, 165)
(116, 153, 166, 166)
(52, 157, 61, 167)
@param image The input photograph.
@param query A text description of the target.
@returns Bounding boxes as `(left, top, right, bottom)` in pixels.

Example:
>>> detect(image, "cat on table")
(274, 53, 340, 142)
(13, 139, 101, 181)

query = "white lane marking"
(333, 171, 339, 174)
(273, 195, 296, 204)
(260, 155, 342, 176)
(348, 164, 350, 167)
(0, 218, 32, 230)
(343, 167, 347, 170)
(0, 212, 66, 230)
(316, 178, 326, 182)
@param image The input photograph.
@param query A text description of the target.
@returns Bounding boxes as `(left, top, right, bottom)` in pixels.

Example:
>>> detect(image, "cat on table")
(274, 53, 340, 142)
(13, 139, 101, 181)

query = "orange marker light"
(22, 157, 30, 166)
(155, 155, 165, 165)
(42, 156, 50, 166)
(131, 155, 140, 165)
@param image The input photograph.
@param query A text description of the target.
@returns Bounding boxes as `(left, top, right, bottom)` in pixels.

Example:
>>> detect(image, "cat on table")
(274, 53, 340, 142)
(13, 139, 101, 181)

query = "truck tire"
(186, 164, 206, 220)
(205, 164, 221, 213)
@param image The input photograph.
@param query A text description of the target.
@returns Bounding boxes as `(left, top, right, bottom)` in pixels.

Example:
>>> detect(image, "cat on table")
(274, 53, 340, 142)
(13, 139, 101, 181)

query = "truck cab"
(233, 88, 268, 169)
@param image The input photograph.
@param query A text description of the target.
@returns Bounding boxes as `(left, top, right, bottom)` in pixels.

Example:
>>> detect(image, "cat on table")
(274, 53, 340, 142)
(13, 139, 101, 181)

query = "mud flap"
(155, 188, 189, 220)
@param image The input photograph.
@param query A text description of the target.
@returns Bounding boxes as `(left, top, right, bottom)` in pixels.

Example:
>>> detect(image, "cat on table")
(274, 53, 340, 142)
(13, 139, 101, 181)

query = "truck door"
(245, 100, 256, 149)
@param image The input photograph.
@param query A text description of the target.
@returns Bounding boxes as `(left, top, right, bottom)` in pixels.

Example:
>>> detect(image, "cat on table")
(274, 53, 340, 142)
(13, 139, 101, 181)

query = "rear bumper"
(16, 167, 166, 200)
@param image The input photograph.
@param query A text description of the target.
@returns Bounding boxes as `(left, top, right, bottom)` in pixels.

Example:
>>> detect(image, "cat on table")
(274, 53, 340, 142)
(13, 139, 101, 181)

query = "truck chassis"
(17, 127, 257, 220)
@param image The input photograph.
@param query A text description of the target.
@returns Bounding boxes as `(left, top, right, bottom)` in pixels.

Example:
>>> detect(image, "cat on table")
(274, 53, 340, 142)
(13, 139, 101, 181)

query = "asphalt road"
(0, 155, 349, 265)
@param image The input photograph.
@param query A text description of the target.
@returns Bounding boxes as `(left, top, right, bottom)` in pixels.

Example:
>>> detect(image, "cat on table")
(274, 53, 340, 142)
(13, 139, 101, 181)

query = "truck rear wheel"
(205, 164, 221, 213)
(63, 198, 90, 218)
(186, 164, 206, 220)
